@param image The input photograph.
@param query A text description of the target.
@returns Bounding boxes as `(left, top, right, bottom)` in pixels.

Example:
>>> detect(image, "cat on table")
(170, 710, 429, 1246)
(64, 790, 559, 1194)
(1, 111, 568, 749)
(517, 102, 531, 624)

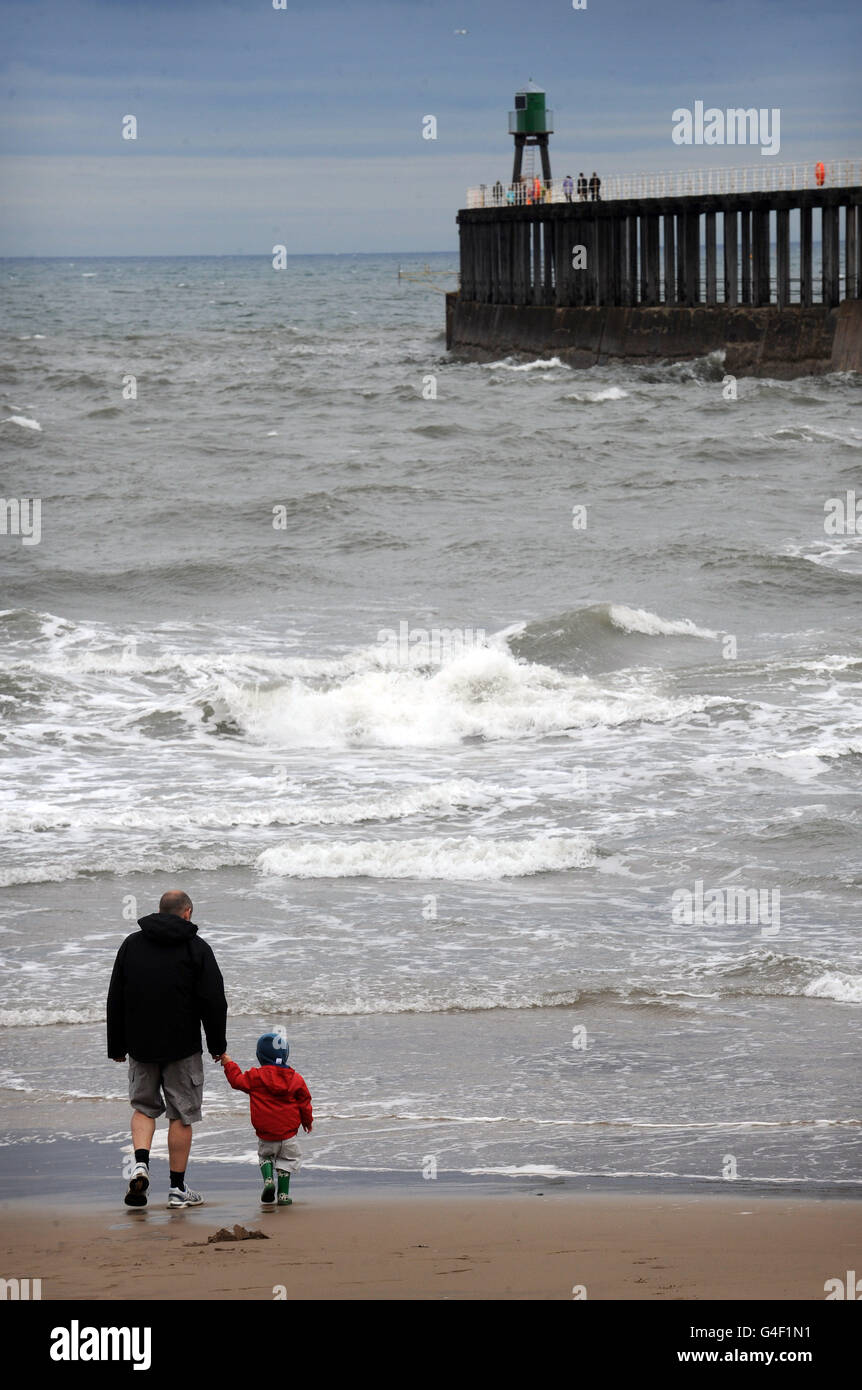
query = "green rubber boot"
(277, 1172, 292, 1206)
(260, 1161, 275, 1206)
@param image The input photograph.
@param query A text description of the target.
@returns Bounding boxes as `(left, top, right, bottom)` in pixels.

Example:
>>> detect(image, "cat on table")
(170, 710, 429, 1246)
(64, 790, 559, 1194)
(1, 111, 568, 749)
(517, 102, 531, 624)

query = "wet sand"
(2, 1188, 859, 1301)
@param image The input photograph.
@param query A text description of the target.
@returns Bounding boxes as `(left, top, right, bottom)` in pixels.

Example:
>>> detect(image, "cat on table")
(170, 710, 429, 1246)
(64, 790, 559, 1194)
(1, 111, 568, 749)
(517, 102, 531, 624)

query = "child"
(220, 1033, 313, 1207)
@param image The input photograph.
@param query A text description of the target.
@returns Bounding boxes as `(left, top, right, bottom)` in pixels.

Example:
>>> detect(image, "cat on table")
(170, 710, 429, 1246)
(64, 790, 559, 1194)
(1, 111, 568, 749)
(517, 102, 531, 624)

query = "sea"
(0, 253, 860, 1197)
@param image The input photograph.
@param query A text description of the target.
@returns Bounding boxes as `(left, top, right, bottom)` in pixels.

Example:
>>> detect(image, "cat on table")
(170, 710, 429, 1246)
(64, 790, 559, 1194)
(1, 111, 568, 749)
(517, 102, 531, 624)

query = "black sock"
(170, 1170, 185, 1190)
(134, 1149, 150, 1166)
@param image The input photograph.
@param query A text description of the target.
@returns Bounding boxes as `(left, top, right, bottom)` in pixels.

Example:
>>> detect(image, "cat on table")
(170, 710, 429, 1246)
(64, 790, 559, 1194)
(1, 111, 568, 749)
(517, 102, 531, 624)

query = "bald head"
(159, 889, 193, 920)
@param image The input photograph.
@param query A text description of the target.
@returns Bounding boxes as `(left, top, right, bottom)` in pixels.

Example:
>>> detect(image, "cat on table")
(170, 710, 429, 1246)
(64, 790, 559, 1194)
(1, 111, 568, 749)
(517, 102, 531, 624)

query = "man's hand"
(112, 1056, 126, 1063)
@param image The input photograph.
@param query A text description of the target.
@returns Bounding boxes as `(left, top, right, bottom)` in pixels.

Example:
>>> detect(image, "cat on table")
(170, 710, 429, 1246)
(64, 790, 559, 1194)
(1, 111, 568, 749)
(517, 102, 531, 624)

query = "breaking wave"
(256, 832, 598, 879)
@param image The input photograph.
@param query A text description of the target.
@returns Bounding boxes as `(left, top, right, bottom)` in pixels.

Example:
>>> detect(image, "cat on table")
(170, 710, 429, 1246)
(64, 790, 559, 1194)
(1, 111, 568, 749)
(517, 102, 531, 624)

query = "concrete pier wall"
(446, 296, 862, 376)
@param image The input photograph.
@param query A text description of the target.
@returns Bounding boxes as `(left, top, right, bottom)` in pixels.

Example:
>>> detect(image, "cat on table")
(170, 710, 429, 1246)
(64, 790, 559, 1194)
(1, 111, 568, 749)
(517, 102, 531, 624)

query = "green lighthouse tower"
(509, 81, 553, 185)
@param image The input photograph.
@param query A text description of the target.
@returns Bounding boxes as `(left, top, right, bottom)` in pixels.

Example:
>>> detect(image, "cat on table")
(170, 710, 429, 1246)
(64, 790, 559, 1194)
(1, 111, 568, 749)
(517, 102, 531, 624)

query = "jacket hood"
(257, 1064, 297, 1093)
(137, 912, 199, 945)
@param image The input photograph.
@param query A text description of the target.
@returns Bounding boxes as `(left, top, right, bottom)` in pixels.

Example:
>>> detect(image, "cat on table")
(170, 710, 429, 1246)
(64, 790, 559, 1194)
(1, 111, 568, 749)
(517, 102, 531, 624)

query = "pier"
(448, 159, 862, 375)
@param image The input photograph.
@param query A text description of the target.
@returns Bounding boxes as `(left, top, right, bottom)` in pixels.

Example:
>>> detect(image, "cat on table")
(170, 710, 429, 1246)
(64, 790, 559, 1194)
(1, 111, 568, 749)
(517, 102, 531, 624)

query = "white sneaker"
(167, 1185, 204, 1209)
(124, 1162, 149, 1208)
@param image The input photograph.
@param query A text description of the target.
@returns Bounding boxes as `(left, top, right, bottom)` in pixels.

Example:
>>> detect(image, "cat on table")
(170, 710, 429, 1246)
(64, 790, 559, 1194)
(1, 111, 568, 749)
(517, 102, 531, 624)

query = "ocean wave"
(1, 414, 42, 430)
(785, 539, 862, 577)
(765, 424, 862, 449)
(635, 348, 727, 383)
(218, 645, 711, 749)
(256, 832, 597, 880)
(606, 604, 718, 639)
(0, 779, 495, 835)
(482, 356, 569, 372)
(680, 950, 862, 1004)
(505, 603, 719, 670)
(0, 848, 255, 888)
(565, 385, 628, 402)
(0, 1006, 104, 1028)
(4, 957, 860, 1029)
(803, 972, 862, 1004)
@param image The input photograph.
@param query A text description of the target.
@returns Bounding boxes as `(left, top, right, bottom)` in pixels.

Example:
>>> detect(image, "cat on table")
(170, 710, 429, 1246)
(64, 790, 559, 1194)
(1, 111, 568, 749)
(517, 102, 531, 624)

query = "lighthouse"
(509, 81, 553, 185)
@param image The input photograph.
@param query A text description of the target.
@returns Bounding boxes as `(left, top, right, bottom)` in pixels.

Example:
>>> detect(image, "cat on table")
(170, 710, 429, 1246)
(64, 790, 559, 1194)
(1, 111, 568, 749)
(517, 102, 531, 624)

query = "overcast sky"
(1, 0, 859, 255)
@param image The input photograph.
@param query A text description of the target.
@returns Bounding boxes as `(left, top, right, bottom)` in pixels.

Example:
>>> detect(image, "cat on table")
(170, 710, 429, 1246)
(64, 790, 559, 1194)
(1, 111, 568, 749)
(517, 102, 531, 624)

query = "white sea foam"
(221, 645, 710, 749)
(607, 605, 719, 640)
(0, 1006, 104, 1027)
(804, 973, 862, 1004)
(567, 385, 629, 402)
(482, 356, 568, 371)
(13, 641, 358, 682)
(257, 832, 597, 880)
(0, 779, 495, 834)
(787, 539, 862, 576)
(2, 415, 42, 431)
(0, 849, 255, 888)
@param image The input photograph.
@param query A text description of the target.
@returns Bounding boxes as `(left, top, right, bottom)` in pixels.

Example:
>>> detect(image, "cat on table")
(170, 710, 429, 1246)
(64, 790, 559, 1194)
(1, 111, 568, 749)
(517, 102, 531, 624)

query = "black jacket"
(106, 913, 228, 1063)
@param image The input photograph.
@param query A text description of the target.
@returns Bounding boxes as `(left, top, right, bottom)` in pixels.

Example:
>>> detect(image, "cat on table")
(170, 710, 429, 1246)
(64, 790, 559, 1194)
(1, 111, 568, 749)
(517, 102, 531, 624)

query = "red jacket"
(223, 1060, 313, 1141)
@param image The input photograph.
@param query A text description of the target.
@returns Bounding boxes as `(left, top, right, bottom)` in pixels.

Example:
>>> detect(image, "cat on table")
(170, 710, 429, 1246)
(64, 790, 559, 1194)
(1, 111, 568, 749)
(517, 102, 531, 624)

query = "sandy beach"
(3, 1189, 859, 1301)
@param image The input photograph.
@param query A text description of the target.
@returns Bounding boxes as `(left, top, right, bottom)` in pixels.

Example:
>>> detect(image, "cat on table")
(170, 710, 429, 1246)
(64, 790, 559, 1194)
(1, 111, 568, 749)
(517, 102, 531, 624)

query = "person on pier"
(589, 171, 601, 201)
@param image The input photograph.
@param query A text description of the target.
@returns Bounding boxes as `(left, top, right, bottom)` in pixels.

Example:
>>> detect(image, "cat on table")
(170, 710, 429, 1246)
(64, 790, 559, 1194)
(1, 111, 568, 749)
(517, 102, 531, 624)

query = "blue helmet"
(256, 1032, 289, 1067)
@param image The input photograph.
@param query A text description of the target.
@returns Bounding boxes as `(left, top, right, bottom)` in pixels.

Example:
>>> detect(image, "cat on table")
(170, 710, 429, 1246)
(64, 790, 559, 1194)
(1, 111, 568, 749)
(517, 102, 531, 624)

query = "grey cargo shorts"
(128, 1052, 204, 1126)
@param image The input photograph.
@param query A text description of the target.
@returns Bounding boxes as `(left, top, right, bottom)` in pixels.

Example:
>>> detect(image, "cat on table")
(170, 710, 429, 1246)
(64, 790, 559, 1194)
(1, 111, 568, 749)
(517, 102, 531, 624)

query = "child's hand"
(303, 1123, 313, 1133)
(218, 1054, 232, 1067)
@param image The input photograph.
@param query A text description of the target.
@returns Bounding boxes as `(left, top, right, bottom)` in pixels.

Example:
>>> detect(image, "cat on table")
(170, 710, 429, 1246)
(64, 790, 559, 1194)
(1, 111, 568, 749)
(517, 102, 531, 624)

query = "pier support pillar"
(752, 209, 770, 305)
(663, 213, 676, 304)
(847, 205, 861, 300)
(596, 216, 610, 306)
(460, 223, 475, 300)
(641, 213, 660, 306)
(845, 204, 856, 300)
(532, 222, 542, 305)
(800, 205, 813, 306)
(680, 210, 699, 305)
(500, 218, 514, 303)
(776, 208, 790, 307)
(822, 205, 840, 307)
(554, 216, 572, 306)
(740, 210, 751, 305)
(576, 219, 596, 306)
(723, 209, 738, 306)
(623, 214, 638, 306)
(705, 211, 717, 306)
(542, 220, 555, 305)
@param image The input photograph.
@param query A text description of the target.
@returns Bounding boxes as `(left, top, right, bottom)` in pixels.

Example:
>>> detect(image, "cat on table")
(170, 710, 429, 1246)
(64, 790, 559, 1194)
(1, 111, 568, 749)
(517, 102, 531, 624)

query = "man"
(107, 889, 227, 1209)
(589, 171, 602, 202)
(577, 172, 588, 201)
(563, 173, 574, 203)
